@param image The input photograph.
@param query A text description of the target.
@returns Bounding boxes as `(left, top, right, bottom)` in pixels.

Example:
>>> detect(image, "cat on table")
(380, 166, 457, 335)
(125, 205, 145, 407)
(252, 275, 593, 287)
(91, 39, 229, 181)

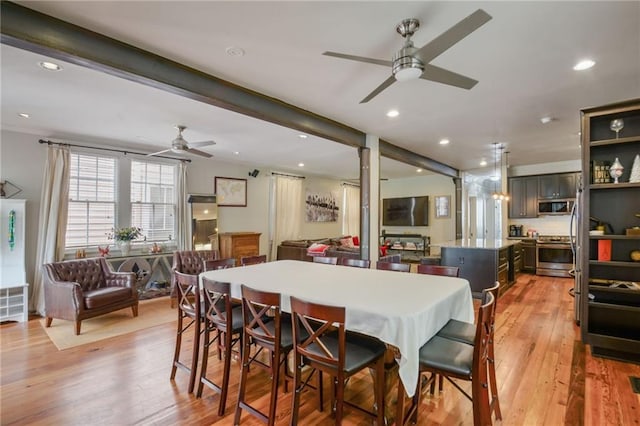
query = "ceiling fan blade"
(323, 51, 392, 67)
(415, 9, 492, 64)
(360, 75, 397, 104)
(420, 64, 478, 89)
(146, 148, 172, 157)
(185, 147, 213, 158)
(188, 140, 216, 148)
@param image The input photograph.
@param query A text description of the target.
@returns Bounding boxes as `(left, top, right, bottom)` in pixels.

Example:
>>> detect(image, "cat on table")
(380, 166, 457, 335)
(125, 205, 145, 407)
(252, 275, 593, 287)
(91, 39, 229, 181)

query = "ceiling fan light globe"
(394, 67, 422, 82)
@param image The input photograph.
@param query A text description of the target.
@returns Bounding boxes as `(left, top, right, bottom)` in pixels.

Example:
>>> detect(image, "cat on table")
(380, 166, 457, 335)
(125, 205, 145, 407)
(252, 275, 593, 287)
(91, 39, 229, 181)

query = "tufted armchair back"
(48, 257, 108, 292)
(172, 250, 219, 275)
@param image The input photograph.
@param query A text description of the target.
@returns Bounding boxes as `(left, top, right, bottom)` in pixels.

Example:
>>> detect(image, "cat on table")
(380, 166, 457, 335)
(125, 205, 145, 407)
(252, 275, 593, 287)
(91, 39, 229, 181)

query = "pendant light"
(491, 143, 510, 201)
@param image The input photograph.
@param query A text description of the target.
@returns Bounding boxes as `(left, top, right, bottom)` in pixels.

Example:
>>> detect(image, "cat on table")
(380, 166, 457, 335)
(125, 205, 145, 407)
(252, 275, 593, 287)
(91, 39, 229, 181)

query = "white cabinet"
(0, 199, 28, 322)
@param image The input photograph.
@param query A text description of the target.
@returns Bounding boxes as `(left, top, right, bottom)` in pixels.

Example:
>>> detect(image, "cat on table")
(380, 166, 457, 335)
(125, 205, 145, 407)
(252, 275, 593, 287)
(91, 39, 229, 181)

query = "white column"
(366, 135, 380, 262)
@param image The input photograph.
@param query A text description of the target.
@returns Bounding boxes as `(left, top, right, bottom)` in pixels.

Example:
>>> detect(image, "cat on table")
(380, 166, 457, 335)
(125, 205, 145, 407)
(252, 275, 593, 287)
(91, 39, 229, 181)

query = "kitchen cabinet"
(508, 176, 538, 218)
(521, 239, 537, 272)
(440, 241, 518, 298)
(219, 232, 261, 266)
(538, 173, 577, 199)
(579, 98, 640, 363)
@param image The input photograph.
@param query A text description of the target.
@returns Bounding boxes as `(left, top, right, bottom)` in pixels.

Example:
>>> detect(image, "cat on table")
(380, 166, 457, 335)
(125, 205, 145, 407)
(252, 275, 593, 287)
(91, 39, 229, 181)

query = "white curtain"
(342, 184, 360, 237)
(175, 161, 189, 250)
(269, 175, 303, 260)
(31, 145, 70, 315)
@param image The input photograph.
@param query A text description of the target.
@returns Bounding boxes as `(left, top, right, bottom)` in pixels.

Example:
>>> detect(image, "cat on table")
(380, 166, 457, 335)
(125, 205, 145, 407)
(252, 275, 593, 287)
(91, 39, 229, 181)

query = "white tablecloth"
(200, 260, 473, 397)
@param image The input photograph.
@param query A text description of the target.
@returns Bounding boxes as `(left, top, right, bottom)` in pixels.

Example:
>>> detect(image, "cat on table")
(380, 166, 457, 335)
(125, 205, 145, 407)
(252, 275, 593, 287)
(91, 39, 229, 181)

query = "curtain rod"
(341, 182, 360, 187)
(38, 139, 192, 163)
(271, 171, 305, 179)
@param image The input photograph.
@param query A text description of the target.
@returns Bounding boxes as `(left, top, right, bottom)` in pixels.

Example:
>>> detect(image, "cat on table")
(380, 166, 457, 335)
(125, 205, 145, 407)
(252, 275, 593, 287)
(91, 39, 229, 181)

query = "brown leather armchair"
(43, 257, 138, 335)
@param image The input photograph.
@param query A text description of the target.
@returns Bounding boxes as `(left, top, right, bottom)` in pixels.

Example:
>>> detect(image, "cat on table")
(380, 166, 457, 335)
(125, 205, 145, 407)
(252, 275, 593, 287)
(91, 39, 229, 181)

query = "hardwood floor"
(1, 273, 639, 425)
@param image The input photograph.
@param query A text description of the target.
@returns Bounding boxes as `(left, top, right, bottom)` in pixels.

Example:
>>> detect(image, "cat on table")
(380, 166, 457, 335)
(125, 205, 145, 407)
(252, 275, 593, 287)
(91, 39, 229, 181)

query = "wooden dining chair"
(289, 296, 386, 426)
(240, 254, 267, 266)
(376, 260, 411, 272)
(337, 257, 370, 268)
(170, 271, 203, 393)
(396, 292, 496, 426)
(313, 256, 338, 265)
(436, 282, 502, 421)
(203, 257, 236, 271)
(196, 278, 244, 416)
(234, 285, 293, 426)
(416, 264, 460, 277)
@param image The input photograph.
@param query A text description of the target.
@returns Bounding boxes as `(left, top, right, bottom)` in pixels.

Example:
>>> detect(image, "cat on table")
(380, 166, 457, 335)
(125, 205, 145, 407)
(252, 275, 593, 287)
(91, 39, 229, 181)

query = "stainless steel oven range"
(536, 235, 573, 277)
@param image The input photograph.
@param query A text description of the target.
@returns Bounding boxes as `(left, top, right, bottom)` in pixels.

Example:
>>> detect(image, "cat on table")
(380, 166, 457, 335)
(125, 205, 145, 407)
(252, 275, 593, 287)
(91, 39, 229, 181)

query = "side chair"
(416, 264, 460, 277)
(240, 254, 267, 266)
(313, 256, 338, 265)
(337, 257, 370, 268)
(376, 260, 411, 272)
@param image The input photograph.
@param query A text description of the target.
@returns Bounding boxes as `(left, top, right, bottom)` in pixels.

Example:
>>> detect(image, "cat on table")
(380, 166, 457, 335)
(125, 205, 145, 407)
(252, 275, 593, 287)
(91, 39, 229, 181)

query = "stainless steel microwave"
(538, 199, 574, 215)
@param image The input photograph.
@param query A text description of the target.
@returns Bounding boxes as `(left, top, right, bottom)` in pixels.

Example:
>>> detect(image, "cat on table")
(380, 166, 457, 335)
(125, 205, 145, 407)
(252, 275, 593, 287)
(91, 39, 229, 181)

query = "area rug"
(41, 297, 176, 350)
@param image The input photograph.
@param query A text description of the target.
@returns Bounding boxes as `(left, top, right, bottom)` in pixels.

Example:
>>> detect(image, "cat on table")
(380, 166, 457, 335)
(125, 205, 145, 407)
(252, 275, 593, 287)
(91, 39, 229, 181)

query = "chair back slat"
(376, 261, 410, 272)
(313, 256, 338, 265)
(241, 284, 281, 348)
(204, 258, 236, 271)
(337, 258, 370, 268)
(416, 264, 460, 277)
(174, 271, 201, 316)
(201, 278, 233, 330)
(240, 255, 267, 266)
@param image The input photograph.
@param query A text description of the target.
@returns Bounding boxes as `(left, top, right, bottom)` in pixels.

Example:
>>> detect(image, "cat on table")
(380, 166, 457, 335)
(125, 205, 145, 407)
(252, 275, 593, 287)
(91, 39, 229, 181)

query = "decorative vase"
(118, 240, 131, 256)
(609, 157, 624, 184)
(629, 154, 640, 183)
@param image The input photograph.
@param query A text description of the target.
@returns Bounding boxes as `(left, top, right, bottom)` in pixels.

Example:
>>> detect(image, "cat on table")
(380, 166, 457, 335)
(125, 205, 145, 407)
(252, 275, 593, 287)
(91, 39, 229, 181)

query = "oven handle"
(537, 243, 572, 249)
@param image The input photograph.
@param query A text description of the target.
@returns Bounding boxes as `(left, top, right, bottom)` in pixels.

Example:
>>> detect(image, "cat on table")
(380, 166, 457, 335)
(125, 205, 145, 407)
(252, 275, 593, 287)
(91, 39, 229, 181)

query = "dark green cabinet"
(508, 176, 538, 218)
(538, 173, 576, 199)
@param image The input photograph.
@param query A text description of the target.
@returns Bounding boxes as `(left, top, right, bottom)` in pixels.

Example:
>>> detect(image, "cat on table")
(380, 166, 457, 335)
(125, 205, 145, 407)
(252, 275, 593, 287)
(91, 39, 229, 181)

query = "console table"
(219, 232, 261, 266)
(105, 253, 173, 299)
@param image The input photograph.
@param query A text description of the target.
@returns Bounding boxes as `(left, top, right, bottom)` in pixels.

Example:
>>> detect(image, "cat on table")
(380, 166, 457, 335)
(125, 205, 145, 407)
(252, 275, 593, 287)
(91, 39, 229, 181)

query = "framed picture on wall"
(215, 177, 247, 207)
(435, 195, 450, 218)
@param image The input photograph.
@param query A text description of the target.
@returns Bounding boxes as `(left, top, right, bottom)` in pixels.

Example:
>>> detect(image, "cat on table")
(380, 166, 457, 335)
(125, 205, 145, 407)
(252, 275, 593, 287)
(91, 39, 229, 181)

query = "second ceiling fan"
(148, 125, 215, 158)
(323, 9, 492, 103)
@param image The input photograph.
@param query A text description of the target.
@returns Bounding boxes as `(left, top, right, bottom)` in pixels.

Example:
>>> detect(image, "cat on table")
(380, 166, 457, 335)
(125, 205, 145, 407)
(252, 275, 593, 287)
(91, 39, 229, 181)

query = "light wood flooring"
(1, 273, 639, 425)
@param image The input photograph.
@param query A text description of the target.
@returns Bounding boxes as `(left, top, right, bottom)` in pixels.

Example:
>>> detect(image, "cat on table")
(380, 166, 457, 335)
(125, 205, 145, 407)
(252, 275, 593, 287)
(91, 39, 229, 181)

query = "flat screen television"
(382, 196, 429, 226)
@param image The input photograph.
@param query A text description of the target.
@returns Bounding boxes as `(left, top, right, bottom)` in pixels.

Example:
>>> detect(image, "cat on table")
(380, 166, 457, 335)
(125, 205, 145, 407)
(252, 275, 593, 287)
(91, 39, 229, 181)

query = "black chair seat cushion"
(210, 305, 245, 334)
(250, 315, 305, 351)
(418, 335, 473, 377)
(436, 319, 475, 345)
(84, 286, 133, 309)
(305, 331, 386, 374)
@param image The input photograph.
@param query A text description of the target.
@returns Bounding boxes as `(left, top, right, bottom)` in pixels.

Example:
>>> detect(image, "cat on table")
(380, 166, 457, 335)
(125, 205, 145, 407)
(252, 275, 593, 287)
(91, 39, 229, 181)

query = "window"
(66, 154, 116, 247)
(131, 161, 176, 242)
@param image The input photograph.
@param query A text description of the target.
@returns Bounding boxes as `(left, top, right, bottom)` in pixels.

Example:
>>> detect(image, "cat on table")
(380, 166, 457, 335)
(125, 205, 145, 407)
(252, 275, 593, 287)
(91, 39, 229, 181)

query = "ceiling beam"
(0, 1, 459, 178)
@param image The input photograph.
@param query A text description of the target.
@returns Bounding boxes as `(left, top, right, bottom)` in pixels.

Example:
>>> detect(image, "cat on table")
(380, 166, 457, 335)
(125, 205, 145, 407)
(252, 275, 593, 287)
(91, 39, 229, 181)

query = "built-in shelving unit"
(580, 98, 640, 363)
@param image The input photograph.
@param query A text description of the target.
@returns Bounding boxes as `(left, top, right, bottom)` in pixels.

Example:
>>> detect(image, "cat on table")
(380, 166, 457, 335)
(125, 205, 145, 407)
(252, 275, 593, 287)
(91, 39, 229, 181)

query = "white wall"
(380, 174, 456, 251)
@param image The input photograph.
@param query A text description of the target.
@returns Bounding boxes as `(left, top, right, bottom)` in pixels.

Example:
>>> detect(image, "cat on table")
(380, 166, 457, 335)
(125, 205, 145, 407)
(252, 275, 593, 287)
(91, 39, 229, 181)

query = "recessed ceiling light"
(480, 160, 487, 167)
(298, 162, 305, 167)
(203, 209, 209, 214)
(573, 59, 595, 71)
(18, 113, 30, 118)
(233, 151, 240, 155)
(298, 134, 308, 139)
(386, 109, 399, 118)
(416, 168, 423, 173)
(225, 46, 245, 57)
(439, 139, 450, 145)
(38, 61, 62, 71)
(540, 116, 554, 124)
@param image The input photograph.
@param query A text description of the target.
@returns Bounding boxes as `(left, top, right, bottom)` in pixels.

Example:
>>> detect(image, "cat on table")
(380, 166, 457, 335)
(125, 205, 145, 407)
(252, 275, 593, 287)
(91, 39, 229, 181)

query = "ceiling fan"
(147, 125, 215, 158)
(323, 9, 492, 103)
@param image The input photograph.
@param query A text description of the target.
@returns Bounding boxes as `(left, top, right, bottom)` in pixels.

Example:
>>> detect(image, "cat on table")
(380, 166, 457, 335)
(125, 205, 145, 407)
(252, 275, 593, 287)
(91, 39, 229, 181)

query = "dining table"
(200, 259, 474, 400)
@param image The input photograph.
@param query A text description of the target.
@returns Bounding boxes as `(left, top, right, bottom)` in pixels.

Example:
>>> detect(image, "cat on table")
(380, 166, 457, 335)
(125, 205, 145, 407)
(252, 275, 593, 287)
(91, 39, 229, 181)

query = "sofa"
(277, 237, 400, 262)
(43, 257, 138, 335)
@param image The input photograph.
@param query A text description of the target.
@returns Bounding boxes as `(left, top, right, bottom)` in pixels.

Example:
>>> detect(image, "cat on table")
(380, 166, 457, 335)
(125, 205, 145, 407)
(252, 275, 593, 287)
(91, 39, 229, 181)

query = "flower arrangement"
(107, 226, 142, 242)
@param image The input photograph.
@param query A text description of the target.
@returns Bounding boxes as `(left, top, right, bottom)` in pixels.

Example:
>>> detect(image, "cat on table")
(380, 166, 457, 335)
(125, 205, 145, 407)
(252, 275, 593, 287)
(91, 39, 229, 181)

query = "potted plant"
(107, 226, 142, 256)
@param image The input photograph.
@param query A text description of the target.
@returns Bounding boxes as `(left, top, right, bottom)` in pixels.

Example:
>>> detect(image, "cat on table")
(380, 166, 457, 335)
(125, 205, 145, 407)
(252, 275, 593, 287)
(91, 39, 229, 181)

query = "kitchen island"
(436, 239, 522, 297)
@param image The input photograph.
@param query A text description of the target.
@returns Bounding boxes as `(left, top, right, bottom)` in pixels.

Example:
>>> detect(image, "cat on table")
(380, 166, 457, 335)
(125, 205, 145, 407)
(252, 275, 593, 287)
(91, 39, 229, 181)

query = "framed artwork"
(305, 190, 339, 222)
(215, 177, 247, 207)
(435, 195, 451, 218)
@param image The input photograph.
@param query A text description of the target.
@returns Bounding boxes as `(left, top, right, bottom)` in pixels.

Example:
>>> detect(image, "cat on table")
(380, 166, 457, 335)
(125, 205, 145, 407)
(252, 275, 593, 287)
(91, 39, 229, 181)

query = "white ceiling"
(2, 1, 640, 180)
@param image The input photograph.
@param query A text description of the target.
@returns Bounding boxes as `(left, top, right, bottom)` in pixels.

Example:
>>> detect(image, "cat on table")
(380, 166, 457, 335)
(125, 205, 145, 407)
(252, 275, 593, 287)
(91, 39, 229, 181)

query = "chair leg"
(374, 358, 385, 426)
(188, 318, 201, 393)
(268, 349, 281, 426)
(75, 320, 81, 335)
(170, 313, 184, 380)
(334, 373, 344, 425)
(131, 304, 138, 317)
(234, 333, 252, 425)
(45, 317, 53, 327)
(290, 354, 303, 426)
(196, 327, 210, 398)
(471, 367, 492, 426)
